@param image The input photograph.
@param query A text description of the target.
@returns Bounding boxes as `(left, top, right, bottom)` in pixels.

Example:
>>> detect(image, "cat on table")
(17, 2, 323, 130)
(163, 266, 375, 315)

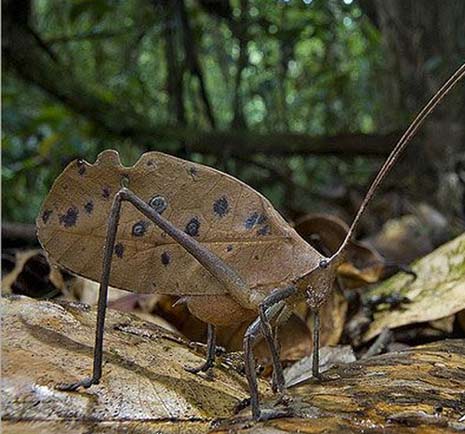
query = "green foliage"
(3, 0, 382, 223)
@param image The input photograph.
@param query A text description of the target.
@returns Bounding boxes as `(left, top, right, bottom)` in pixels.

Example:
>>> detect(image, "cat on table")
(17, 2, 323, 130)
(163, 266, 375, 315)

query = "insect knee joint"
(244, 328, 257, 341)
(117, 187, 131, 201)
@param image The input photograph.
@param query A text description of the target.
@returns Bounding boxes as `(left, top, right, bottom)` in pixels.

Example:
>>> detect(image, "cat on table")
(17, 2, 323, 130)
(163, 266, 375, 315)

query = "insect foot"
(184, 323, 217, 379)
(233, 396, 295, 423)
(56, 376, 96, 392)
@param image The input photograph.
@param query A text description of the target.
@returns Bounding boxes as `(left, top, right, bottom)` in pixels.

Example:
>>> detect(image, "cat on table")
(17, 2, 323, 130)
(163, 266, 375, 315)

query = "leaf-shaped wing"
(37, 150, 321, 296)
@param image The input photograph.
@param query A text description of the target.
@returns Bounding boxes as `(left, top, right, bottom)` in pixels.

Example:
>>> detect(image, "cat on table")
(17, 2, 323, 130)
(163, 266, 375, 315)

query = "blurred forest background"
(3, 0, 465, 252)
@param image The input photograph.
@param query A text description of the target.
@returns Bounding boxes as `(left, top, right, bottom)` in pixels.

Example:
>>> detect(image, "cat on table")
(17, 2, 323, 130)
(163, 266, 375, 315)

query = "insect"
(37, 63, 465, 420)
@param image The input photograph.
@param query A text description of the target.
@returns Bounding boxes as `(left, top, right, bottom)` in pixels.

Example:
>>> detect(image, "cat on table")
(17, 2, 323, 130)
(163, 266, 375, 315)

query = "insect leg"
(118, 188, 254, 310)
(258, 285, 297, 394)
(244, 285, 297, 420)
(271, 305, 292, 391)
(244, 320, 260, 420)
(312, 308, 321, 378)
(186, 324, 217, 374)
(57, 191, 123, 391)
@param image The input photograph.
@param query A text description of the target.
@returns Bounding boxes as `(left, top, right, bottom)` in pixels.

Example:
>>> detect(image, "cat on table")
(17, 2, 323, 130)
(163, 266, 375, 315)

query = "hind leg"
(57, 187, 258, 391)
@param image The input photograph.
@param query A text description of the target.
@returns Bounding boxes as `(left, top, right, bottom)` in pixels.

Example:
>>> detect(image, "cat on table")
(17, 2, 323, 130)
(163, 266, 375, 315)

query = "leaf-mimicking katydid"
(36, 63, 465, 421)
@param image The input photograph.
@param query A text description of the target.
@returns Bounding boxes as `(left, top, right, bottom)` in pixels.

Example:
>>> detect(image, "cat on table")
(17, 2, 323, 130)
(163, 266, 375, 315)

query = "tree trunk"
(370, 0, 465, 221)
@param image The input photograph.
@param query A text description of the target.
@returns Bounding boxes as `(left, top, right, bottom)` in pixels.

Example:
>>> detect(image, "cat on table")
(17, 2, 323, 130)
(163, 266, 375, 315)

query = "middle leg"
(243, 285, 297, 420)
(186, 324, 217, 374)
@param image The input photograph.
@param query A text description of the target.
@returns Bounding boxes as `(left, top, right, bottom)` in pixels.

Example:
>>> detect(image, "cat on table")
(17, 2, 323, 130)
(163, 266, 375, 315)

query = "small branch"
(46, 28, 133, 45)
(230, 0, 248, 130)
(179, 0, 216, 129)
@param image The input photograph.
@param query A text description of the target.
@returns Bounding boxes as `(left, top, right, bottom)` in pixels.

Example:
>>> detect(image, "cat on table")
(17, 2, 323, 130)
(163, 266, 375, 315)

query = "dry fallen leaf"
(363, 233, 465, 342)
(368, 204, 448, 265)
(294, 213, 386, 288)
(1, 249, 64, 298)
(283, 345, 356, 387)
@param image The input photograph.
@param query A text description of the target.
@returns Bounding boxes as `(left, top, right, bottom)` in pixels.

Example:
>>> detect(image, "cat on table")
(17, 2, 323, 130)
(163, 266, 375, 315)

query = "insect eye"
(319, 259, 329, 269)
(149, 195, 167, 214)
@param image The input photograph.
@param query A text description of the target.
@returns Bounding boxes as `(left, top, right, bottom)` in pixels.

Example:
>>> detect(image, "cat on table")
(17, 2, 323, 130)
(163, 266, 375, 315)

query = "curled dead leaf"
(294, 213, 386, 288)
(1, 250, 64, 298)
(363, 233, 465, 342)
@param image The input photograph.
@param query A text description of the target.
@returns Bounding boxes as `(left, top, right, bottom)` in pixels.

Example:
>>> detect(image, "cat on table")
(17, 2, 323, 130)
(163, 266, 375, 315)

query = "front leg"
(258, 285, 297, 394)
(305, 289, 322, 379)
(311, 308, 321, 378)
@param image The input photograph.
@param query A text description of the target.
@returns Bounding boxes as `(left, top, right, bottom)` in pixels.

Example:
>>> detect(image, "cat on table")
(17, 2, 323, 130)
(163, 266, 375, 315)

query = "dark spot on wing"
(189, 166, 198, 177)
(114, 243, 124, 258)
(84, 201, 94, 214)
(244, 212, 267, 229)
(227, 244, 233, 252)
(244, 212, 259, 229)
(257, 225, 271, 236)
(147, 159, 156, 167)
(42, 210, 52, 224)
(102, 187, 111, 199)
(77, 159, 86, 176)
(59, 207, 79, 228)
(132, 220, 149, 237)
(149, 195, 168, 214)
(254, 255, 260, 260)
(161, 252, 171, 266)
(213, 196, 229, 217)
(185, 217, 200, 237)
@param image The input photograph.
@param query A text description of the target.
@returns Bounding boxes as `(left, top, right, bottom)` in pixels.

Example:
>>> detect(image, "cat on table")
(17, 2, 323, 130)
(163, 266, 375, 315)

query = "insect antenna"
(332, 62, 465, 261)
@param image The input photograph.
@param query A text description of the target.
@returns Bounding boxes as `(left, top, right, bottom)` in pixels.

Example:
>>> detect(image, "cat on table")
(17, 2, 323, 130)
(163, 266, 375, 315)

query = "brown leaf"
(294, 213, 385, 288)
(363, 233, 465, 342)
(1, 249, 64, 298)
(368, 204, 448, 265)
